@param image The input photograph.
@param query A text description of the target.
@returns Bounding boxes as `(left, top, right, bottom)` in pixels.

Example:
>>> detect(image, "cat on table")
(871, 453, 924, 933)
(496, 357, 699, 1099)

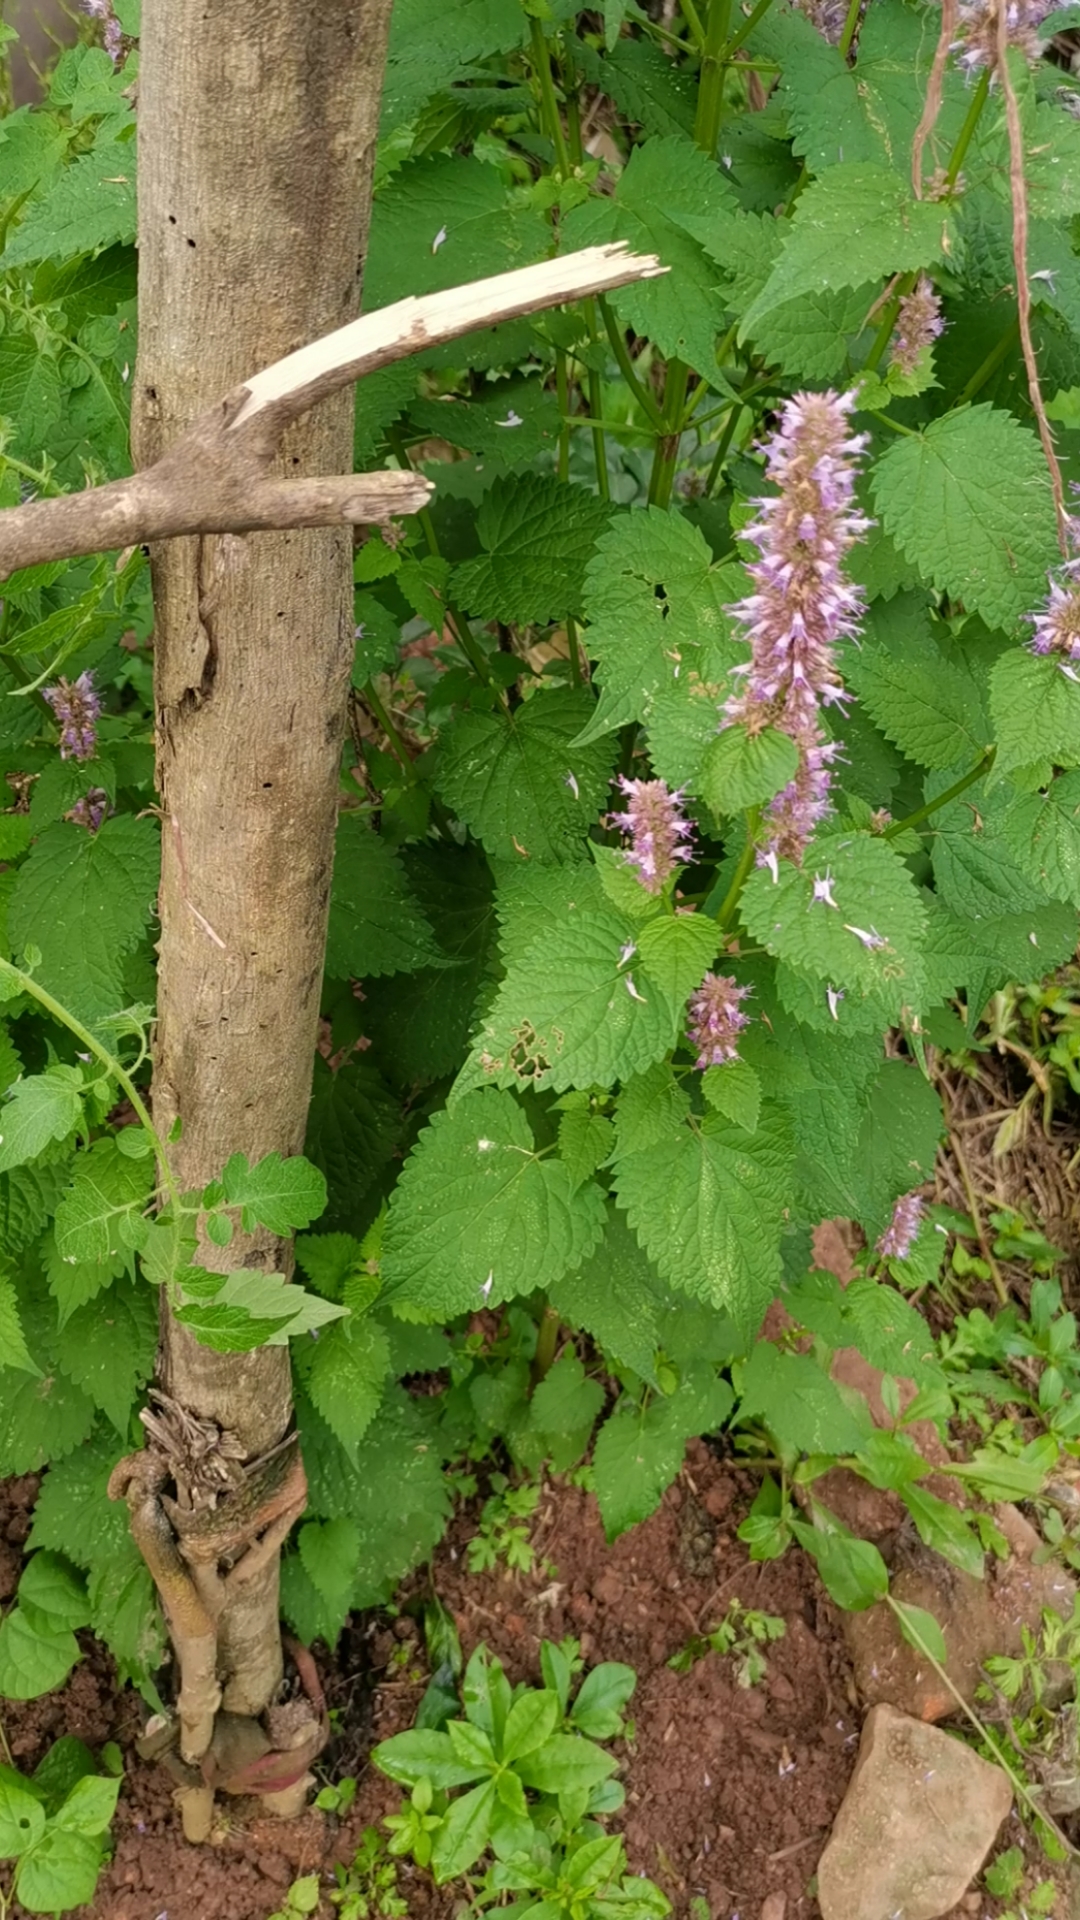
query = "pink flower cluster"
(723, 389, 869, 867)
(611, 777, 694, 894)
(889, 277, 945, 379)
(43, 671, 101, 761)
(876, 1192, 924, 1261)
(80, 0, 122, 61)
(1027, 561, 1080, 663)
(687, 973, 752, 1068)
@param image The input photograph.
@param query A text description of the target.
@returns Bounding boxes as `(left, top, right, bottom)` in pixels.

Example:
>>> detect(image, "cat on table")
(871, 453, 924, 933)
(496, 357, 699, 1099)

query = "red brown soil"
(0, 1443, 1016, 1920)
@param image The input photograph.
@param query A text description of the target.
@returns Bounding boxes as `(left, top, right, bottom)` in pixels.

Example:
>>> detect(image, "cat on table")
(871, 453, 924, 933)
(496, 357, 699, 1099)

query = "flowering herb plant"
(0, 0, 1079, 1697)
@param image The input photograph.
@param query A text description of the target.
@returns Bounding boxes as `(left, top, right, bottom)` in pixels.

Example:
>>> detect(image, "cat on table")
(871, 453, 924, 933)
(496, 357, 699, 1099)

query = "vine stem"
(884, 746, 996, 839)
(599, 301, 665, 431)
(0, 958, 181, 1212)
(714, 807, 761, 930)
(883, 1594, 1076, 1855)
(533, 1306, 561, 1382)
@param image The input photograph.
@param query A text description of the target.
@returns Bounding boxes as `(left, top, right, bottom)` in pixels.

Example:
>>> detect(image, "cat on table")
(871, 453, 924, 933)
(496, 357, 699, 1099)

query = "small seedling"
(314, 1774, 358, 1817)
(466, 1474, 548, 1575)
(668, 1601, 787, 1688)
(329, 1826, 408, 1920)
(268, 1875, 320, 1920)
(984, 1845, 1057, 1917)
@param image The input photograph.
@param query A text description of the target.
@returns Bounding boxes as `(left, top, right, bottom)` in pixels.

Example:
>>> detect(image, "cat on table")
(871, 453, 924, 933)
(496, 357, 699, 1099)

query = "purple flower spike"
(890, 276, 945, 379)
(1027, 562, 1080, 662)
(687, 972, 752, 1069)
(611, 777, 694, 894)
(877, 1192, 924, 1261)
(43, 671, 101, 761)
(80, 0, 122, 62)
(722, 389, 869, 866)
(953, 0, 1055, 77)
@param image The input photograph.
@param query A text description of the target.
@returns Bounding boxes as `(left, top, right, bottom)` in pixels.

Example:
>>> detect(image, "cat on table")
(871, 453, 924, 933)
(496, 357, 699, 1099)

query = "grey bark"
(134, 0, 393, 1725)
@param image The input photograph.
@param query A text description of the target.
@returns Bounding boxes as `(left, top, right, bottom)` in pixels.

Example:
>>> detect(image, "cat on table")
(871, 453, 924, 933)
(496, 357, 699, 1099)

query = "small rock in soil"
(816, 1703, 1011, 1920)
(759, 1895, 787, 1920)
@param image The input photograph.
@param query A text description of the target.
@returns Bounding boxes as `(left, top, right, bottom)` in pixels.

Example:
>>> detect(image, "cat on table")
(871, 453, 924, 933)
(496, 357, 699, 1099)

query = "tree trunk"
(130, 0, 392, 1819)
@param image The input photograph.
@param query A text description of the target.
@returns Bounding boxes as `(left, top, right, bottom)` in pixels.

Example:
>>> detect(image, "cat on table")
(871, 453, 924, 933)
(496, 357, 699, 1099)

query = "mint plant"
(668, 1599, 786, 1686)
(4, 0, 1080, 1844)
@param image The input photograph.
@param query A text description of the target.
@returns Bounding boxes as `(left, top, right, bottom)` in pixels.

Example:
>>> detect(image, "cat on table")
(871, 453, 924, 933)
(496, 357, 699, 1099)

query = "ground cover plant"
(5, 0, 1080, 1908)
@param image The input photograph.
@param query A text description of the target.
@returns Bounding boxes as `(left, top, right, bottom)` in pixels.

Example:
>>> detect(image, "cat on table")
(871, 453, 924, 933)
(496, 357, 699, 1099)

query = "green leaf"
(326, 814, 445, 979)
(18, 1553, 90, 1632)
(929, 772, 1046, 920)
(461, 906, 682, 1095)
(381, 0, 527, 126)
(435, 687, 616, 865)
(1003, 772, 1080, 904)
(14, 1827, 105, 1915)
(364, 156, 547, 314)
(299, 1386, 451, 1606)
(302, 1317, 392, 1457)
(843, 599, 989, 769)
(431, 1776, 499, 1883)
(891, 1599, 948, 1665)
(872, 407, 1058, 632)
(0, 1068, 84, 1175)
(27, 1428, 132, 1571)
(990, 647, 1080, 772)
(739, 165, 952, 336)
(562, 138, 736, 381)
(901, 1484, 984, 1579)
(636, 913, 720, 1007)
(55, 1278, 155, 1433)
(699, 727, 800, 814)
(548, 1209, 666, 1385)
(305, 1055, 403, 1221)
(578, 510, 743, 743)
(381, 1090, 605, 1319)
(557, 1107, 616, 1192)
(786, 1271, 940, 1384)
(577, 36, 696, 138)
(297, 1517, 361, 1632)
(702, 1060, 761, 1134)
(593, 1377, 732, 1544)
(737, 1345, 871, 1456)
(523, 1351, 605, 1471)
(570, 1663, 636, 1739)
(741, 832, 927, 1020)
(452, 475, 612, 626)
(53, 1137, 155, 1265)
(797, 1524, 889, 1612)
(0, 1778, 46, 1857)
(219, 1151, 327, 1235)
(515, 1733, 618, 1799)
(2, 133, 135, 268)
(51, 1774, 120, 1838)
(0, 1363, 95, 1475)
(502, 1691, 560, 1764)
(8, 815, 160, 1023)
(0, 1608, 80, 1701)
(614, 1107, 792, 1337)
(0, 1271, 39, 1375)
(372, 1728, 485, 1791)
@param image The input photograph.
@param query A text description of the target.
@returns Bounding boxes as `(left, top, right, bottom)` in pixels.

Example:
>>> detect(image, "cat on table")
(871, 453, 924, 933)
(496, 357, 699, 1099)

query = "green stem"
(528, 15, 571, 176)
(956, 317, 1020, 407)
(694, 0, 732, 156)
(533, 1306, 561, 1383)
(863, 281, 912, 374)
(599, 300, 665, 431)
(0, 958, 179, 1209)
(556, 350, 571, 482)
(388, 429, 501, 696)
(706, 401, 745, 494)
(564, 75, 612, 503)
(867, 410, 919, 438)
(647, 361, 691, 508)
(679, 0, 707, 49)
(884, 747, 996, 839)
(363, 681, 416, 777)
(720, 0, 778, 60)
(715, 808, 761, 931)
(944, 65, 990, 189)
(837, 0, 862, 58)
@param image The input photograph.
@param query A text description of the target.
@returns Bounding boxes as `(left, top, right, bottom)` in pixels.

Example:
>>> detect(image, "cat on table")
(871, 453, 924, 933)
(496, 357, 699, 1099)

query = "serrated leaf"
(297, 1517, 360, 1617)
(326, 814, 444, 980)
(381, 0, 527, 127)
(738, 1344, 872, 1455)
(614, 1107, 792, 1337)
(304, 1055, 403, 1226)
(381, 1089, 605, 1318)
(364, 156, 547, 313)
(0, 1271, 38, 1375)
(460, 907, 681, 1095)
(8, 815, 159, 1023)
(702, 1060, 761, 1133)
(435, 688, 616, 864)
(843, 598, 989, 769)
(0, 1068, 84, 1175)
(872, 407, 1057, 632)
(740, 831, 927, 1018)
(549, 1208, 665, 1384)
(53, 1138, 156, 1265)
(27, 1427, 131, 1568)
(929, 772, 1046, 919)
(578, 510, 743, 742)
(298, 1386, 451, 1605)
(699, 726, 799, 814)
(220, 1151, 327, 1235)
(2, 133, 135, 268)
(452, 475, 612, 626)
(302, 1318, 391, 1457)
(593, 1367, 734, 1541)
(0, 1362, 95, 1475)
(563, 138, 737, 381)
(613, 1060, 690, 1159)
(922, 896, 1077, 1020)
(294, 1232, 367, 1301)
(1003, 772, 1080, 904)
(55, 1278, 155, 1433)
(17, 1553, 91, 1632)
(577, 36, 696, 139)
(740, 165, 952, 336)
(991, 648, 1080, 772)
(636, 912, 719, 1006)
(785, 1270, 939, 1384)
(557, 1108, 616, 1192)
(524, 1350, 605, 1470)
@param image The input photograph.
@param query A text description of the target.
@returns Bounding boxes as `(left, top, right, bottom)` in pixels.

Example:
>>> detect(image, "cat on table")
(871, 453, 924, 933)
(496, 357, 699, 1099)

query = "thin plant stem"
(583, 304, 612, 501)
(363, 680, 416, 776)
(721, 0, 778, 60)
(556, 349, 571, 482)
(679, 0, 707, 48)
(706, 401, 745, 494)
(956, 317, 1020, 406)
(533, 1306, 561, 1382)
(647, 361, 691, 507)
(599, 300, 665, 431)
(715, 808, 761, 930)
(884, 747, 996, 838)
(837, 0, 862, 58)
(944, 65, 990, 189)
(868, 409, 919, 437)
(528, 15, 571, 176)
(695, 0, 733, 155)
